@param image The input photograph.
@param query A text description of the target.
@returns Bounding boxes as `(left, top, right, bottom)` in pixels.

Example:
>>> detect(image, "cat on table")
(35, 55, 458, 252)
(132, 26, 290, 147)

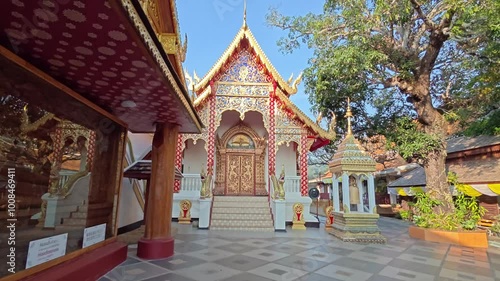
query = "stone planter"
(408, 225, 488, 248)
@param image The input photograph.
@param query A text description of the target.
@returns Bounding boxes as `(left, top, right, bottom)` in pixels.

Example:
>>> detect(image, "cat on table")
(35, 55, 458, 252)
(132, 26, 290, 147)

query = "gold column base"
(292, 221, 306, 230)
(178, 218, 191, 224)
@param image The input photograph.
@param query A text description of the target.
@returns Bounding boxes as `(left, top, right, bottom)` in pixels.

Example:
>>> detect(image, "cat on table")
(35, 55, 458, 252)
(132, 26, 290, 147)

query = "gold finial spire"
(243, 0, 247, 28)
(345, 97, 353, 135)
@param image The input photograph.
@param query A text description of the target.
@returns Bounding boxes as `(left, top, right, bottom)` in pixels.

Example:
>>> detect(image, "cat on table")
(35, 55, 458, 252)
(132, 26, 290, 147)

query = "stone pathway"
(99, 217, 500, 281)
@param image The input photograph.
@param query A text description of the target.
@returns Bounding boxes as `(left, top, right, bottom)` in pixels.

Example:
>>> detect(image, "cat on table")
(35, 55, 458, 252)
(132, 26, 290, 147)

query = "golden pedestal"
(292, 203, 306, 230)
(178, 200, 192, 224)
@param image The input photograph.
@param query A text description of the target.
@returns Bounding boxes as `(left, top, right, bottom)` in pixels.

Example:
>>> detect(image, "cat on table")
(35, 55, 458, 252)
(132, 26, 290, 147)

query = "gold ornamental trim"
(120, 0, 202, 133)
(275, 89, 336, 141)
(158, 33, 177, 54)
(192, 24, 301, 95)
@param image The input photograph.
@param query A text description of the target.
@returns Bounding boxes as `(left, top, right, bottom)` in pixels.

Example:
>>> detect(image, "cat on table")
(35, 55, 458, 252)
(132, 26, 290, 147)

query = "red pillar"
(268, 81, 277, 176)
(300, 133, 309, 196)
(137, 123, 178, 259)
(174, 134, 183, 193)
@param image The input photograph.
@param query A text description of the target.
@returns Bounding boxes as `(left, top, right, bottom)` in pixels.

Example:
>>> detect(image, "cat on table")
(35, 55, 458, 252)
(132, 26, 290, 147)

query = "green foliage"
(462, 110, 500, 136)
(491, 216, 500, 236)
(385, 117, 441, 162)
(399, 209, 411, 221)
(406, 186, 484, 231)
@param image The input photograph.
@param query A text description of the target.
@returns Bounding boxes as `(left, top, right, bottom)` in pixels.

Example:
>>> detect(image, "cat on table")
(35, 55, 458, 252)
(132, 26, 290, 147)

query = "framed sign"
(82, 223, 107, 248)
(26, 233, 68, 269)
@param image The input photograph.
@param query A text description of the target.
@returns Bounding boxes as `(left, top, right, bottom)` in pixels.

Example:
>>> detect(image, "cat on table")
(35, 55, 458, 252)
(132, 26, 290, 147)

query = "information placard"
(26, 233, 68, 269)
(82, 223, 106, 248)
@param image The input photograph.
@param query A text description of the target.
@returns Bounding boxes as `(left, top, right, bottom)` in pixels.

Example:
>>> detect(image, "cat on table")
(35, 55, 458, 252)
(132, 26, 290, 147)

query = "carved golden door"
(214, 123, 267, 196)
(226, 153, 255, 195)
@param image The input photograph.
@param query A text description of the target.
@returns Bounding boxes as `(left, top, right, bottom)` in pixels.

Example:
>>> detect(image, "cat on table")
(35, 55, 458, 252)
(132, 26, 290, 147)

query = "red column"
(268, 81, 277, 176)
(174, 134, 183, 193)
(206, 81, 216, 175)
(300, 133, 309, 196)
(137, 123, 178, 259)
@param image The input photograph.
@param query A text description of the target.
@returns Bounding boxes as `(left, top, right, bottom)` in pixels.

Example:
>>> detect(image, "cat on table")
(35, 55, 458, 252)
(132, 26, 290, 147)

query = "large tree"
(268, 0, 495, 211)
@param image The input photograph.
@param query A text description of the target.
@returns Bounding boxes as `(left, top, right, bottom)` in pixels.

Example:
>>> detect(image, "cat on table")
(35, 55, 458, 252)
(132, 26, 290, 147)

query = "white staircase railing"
(180, 174, 202, 192)
(58, 170, 77, 191)
(284, 176, 301, 193)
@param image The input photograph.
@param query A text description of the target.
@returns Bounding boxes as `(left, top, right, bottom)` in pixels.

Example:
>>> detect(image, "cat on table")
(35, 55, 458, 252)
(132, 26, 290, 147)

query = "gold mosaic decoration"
(214, 95, 270, 133)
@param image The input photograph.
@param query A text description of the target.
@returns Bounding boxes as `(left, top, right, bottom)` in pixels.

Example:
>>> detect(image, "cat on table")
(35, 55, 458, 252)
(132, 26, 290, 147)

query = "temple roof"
(0, 0, 202, 133)
(329, 134, 377, 174)
(190, 22, 336, 143)
(192, 24, 302, 95)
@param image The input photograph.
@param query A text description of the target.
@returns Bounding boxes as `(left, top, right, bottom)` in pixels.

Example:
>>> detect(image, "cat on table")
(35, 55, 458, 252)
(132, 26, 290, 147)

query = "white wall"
(183, 139, 207, 174)
(117, 178, 144, 228)
(117, 132, 152, 228)
(276, 144, 297, 177)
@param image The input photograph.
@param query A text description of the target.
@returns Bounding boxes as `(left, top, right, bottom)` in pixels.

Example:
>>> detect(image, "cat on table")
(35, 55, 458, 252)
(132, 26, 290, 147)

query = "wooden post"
(137, 123, 178, 259)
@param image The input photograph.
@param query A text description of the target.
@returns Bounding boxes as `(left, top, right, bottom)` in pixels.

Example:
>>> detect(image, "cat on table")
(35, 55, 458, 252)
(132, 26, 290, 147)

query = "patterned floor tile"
(242, 248, 290, 262)
(220, 272, 274, 281)
(248, 263, 308, 281)
(141, 272, 197, 281)
(172, 241, 208, 253)
(296, 273, 343, 281)
(331, 257, 386, 274)
(191, 238, 234, 247)
(388, 258, 442, 275)
(266, 243, 312, 255)
(237, 238, 279, 248)
(396, 253, 443, 267)
(442, 261, 495, 278)
(149, 254, 206, 270)
(360, 246, 403, 258)
(439, 268, 495, 281)
(282, 239, 322, 249)
(215, 243, 258, 254)
(348, 251, 393, 265)
(274, 255, 328, 272)
(295, 248, 343, 263)
(214, 255, 269, 271)
(174, 262, 241, 281)
(184, 247, 235, 262)
(315, 264, 372, 281)
(106, 262, 170, 281)
(378, 265, 435, 281)
(445, 255, 491, 269)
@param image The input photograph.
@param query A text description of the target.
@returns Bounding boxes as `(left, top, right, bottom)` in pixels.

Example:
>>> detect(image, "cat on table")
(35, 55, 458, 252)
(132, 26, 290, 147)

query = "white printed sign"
(26, 233, 68, 269)
(82, 223, 106, 248)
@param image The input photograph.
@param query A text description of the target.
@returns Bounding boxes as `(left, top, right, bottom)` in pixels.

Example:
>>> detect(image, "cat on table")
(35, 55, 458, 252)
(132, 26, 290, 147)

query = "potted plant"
(403, 186, 488, 248)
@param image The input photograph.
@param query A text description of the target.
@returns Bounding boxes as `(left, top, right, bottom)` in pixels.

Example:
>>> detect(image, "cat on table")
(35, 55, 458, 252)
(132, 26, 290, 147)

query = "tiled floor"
(100, 217, 500, 281)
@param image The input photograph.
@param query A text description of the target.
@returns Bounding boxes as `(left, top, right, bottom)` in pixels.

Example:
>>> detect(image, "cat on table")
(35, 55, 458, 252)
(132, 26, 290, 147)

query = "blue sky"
(177, 0, 325, 119)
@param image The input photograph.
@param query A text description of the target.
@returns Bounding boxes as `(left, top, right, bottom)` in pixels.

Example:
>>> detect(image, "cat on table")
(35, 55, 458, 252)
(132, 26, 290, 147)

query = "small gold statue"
(179, 200, 192, 224)
(325, 206, 334, 229)
(292, 203, 306, 230)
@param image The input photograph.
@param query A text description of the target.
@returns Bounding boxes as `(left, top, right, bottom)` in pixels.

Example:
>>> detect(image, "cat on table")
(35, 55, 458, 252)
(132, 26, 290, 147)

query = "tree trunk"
(411, 81, 454, 212)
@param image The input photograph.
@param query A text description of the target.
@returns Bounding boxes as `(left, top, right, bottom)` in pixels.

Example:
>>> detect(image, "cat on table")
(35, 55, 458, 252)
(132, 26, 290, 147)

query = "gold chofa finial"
(345, 97, 353, 135)
(243, 0, 247, 28)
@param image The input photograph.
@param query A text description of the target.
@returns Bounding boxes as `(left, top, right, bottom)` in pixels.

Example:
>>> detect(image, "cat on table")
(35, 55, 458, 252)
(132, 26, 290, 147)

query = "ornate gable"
(217, 49, 271, 83)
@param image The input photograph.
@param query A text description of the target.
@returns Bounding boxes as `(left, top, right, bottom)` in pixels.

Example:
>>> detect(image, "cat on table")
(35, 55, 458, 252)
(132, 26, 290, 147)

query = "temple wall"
(183, 139, 207, 174)
(276, 144, 298, 177)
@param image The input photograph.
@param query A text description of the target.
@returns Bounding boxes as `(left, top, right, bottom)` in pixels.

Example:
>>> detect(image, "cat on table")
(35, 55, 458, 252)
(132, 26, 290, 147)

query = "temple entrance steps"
(210, 196, 274, 232)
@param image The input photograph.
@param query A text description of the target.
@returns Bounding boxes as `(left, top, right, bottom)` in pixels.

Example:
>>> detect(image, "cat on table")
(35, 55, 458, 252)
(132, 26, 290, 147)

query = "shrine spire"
(345, 97, 353, 135)
(243, 0, 247, 29)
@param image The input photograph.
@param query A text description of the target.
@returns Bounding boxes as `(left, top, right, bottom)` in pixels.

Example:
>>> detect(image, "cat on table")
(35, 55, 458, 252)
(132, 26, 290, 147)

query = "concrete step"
(211, 207, 270, 214)
(210, 226, 275, 232)
(62, 217, 86, 226)
(211, 213, 272, 221)
(70, 211, 87, 219)
(212, 201, 269, 208)
(211, 219, 274, 228)
(213, 196, 268, 202)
